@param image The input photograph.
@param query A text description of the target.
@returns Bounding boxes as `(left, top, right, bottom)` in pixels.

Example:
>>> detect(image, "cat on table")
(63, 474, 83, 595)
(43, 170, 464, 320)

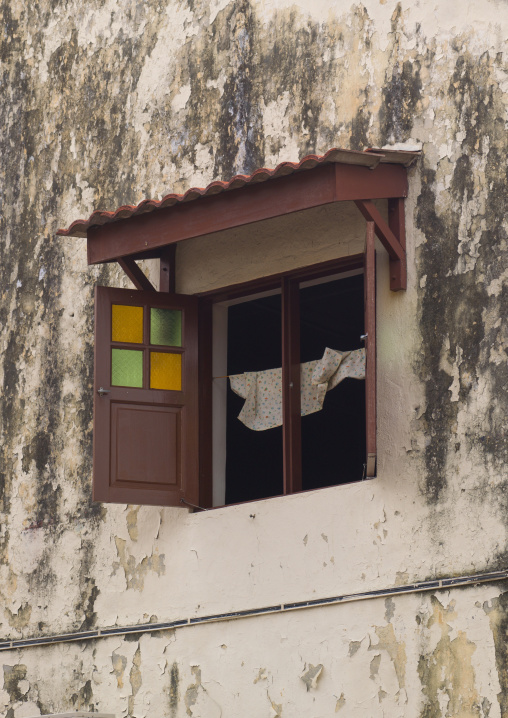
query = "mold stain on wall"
(168, 661, 179, 718)
(415, 48, 507, 509)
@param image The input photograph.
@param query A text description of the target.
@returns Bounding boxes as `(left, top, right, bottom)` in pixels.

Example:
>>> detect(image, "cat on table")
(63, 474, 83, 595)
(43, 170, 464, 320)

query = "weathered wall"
(1, 584, 507, 718)
(0, 0, 507, 716)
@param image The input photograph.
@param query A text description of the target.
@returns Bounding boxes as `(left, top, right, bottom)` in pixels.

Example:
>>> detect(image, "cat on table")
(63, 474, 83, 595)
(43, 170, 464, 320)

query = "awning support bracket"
(159, 245, 176, 293)
(117, 257, 157, 292)
(354, 198, 407, 291)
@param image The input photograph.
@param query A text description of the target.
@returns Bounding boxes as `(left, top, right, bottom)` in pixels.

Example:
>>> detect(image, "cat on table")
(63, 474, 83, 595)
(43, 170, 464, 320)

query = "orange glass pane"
(112, 305, 143, 343)
(150, 352, 182, 391)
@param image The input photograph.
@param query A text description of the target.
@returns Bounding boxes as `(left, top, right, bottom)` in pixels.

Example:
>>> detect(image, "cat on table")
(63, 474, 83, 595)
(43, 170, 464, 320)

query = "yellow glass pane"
(150, 352, 182, 391)
(112, 304, 143, 343)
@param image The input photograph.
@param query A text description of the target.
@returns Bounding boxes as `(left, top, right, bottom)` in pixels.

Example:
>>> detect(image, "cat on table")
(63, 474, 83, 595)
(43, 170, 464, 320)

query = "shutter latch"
(97, 387, 110, 397)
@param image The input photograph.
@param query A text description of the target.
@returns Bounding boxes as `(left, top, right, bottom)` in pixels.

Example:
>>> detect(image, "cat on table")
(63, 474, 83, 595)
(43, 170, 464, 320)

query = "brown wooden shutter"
(93, 286, 199, 507)
(364, 222, 377, 477)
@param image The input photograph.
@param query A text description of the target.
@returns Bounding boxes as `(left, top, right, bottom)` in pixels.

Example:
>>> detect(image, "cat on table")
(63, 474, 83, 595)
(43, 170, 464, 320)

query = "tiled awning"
(57, 147, 419, 239)
(58, 146, 420, 292)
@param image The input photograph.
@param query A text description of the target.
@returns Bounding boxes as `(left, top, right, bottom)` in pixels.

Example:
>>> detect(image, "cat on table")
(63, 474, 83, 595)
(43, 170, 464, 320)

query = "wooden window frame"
(92, 246, 375, 510)
(197, 249, 375, 508)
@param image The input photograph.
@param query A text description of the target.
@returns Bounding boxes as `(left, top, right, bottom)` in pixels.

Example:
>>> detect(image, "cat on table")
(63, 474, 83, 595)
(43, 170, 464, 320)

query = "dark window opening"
(300, 274, 365, 490)
(226, 293, 283, 504)
(223, 273, 365, 505)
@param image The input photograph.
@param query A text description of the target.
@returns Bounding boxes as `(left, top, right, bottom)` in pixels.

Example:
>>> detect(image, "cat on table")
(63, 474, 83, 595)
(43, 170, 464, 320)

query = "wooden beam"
(198, 254, 364, 304)
(159, 245, 176, 293)
(364, 221, 377, 477)
(354, 199, 406, 291)
(117, 257, 156, 292)
(388, 196, 406, 252)
(282, 277, 302, 495)
(198, 299, 213, 509)
(88, 164, 408, 265)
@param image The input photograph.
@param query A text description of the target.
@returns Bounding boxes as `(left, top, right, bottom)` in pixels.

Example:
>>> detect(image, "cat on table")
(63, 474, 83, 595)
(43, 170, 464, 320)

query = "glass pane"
(150, 308, 182, 347)
(112, 305, 143, 344)
(150, 352, 182, 391)
(112, 349, 143, 387)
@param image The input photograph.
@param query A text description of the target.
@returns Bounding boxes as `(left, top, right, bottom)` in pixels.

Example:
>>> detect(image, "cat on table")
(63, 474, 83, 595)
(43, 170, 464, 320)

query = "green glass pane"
(150, 308, 182, 346)
(112, 349, 143, 387)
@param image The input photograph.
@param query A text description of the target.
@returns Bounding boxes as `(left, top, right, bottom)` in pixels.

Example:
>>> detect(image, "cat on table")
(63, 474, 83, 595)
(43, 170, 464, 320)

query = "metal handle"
(360, 334, 368, 341)
(97, 387, 110, 396)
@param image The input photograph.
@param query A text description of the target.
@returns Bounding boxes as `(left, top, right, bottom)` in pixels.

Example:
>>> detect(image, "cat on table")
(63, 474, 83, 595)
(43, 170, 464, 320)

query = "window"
(93, 228, 376, 509)
(62, 149, 412, 510)
(214, 272, 366, 506)
(206, 247, 376, 508)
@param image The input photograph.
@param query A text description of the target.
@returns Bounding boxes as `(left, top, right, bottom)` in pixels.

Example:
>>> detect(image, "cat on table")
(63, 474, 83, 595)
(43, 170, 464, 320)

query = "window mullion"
(282, 277, 302, 495)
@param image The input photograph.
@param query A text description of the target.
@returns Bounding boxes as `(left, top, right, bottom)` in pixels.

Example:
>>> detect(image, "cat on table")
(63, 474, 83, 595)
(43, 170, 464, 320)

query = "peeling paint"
(113, 536, 165, 591)
(369, 653, 381, 679)
(269, 696, 283, 717)
(111, 652, 127, 689)
(300, 663, 323, 692)
(5, 603, 31, 631)
(184, 665, 201, 716)
(384, 597, 395, 623)
(348, 640, 362, 657)
(335, 692, 346, 712)
(128, 645, 142, 716)
(3, 665, 27, 703)
(370, 622, 406, 689)
(254, 668, 268, 684)
(418, 596, 480, 717)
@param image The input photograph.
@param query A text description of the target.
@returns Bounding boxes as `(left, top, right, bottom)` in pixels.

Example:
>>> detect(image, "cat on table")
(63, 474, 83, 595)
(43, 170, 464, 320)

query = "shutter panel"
(93, 286, 199, 507)
(364, 222, 377, 477)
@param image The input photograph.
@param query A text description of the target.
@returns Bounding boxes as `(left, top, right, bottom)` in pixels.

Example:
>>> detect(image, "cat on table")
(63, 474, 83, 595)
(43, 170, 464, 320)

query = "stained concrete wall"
(1, 586, 507, 718)
(0, 0, 507, 716)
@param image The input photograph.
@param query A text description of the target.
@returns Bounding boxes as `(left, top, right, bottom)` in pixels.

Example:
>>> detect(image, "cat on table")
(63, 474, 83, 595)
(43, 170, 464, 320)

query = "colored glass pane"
(150, 352, 182, 391)
(112, 304, 143, 343)
(112, 349, 143, 387)
(150, 308, 182, 347)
